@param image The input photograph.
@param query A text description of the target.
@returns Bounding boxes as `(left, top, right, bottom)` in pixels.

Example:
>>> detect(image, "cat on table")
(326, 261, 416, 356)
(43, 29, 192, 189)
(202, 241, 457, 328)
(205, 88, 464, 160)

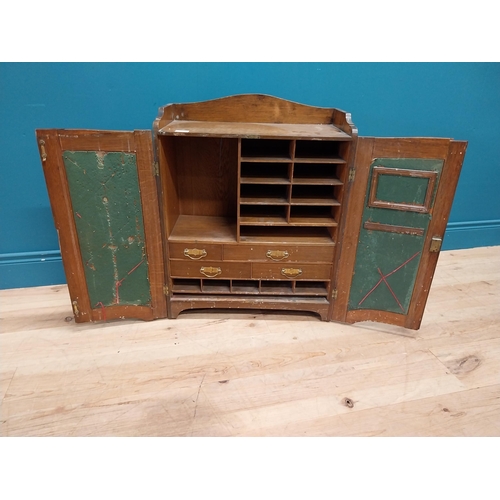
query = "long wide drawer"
(252, 263, 332, 280)
(169, 242, 222, 261)
(170, 260, 251, 279)
(223, 244, 334, 263)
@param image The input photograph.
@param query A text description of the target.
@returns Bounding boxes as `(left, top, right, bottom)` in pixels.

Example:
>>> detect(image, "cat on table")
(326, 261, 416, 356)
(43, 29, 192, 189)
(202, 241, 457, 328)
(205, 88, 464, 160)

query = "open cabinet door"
(36, 129, 166, 323)
(333, 137, 467, 329)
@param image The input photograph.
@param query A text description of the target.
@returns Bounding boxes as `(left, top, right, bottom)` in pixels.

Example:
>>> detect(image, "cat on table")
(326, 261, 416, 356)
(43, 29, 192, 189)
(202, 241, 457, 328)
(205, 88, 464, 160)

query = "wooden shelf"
(288, 218, 338, 226)
(159, 120, 351, 140)
(231, 281, 260, 294)
(290, 197, 341, 206)
(169, 215, 237, 242)
(294, 157, 346, 164)
(239, 226, 335, 244)
(202, 281, 231, 294)
(240, 216, 288, 226)
(171, 279, 329, 297)
(240, 176, 290, 185)
(240, 196, 289, 205)
(292, 177, 343, 185)
(294, 282, 329, 296)
(241, 156, 291, 163)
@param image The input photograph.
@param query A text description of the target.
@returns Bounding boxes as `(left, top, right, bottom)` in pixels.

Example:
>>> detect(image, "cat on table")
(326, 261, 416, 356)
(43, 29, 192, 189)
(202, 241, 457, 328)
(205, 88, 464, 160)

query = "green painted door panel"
(376, 174, 429, 205)
(348, 158, 444, 314)
(63, 151, 151, 308)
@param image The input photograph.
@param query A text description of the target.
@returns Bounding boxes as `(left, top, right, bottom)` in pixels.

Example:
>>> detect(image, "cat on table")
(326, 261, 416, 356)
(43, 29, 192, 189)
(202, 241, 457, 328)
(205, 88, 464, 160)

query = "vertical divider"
(236, 138, 241, 242)
(288, 140, 296, 223)
(292, 280, 296, 293)
(200, 278, 204, 293)
(230, 279, 233, 293)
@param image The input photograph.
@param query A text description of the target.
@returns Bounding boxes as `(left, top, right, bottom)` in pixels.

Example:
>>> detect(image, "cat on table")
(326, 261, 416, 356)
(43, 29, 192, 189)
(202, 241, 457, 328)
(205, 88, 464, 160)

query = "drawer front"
(169, 242, 222, 261)
(170, 260, 251, 279)
(252, 263, 332, 280)
(223, 244, 334, 263)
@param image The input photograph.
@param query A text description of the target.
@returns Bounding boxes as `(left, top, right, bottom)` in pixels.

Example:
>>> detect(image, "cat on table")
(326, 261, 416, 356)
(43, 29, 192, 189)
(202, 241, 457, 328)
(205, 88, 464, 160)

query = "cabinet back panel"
(174, 137, 238, 217)
(161, 94, 335, 124)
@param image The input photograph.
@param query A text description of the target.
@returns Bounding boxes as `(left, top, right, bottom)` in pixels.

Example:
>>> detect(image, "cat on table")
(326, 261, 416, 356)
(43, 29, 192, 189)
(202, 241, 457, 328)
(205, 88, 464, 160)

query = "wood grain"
(1, 246, 498, 436)
(156, 94, 343, 126)
(36, 130, 93, 323)
(159, 120, 350, 140)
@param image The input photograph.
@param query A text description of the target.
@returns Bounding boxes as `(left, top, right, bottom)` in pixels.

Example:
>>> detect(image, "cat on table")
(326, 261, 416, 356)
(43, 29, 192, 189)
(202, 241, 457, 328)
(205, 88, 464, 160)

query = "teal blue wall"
(1, 63, 499, 288)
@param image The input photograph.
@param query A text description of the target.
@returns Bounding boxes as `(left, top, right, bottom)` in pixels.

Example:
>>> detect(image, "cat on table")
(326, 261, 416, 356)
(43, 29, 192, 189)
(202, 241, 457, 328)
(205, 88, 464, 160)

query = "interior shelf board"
(293, 285, 329, 296)
(259, 285, 294, 295)
(169, 215, 237, 242)
(288, 217, 338, 226)
(170, 295, 330, 305)
(240, 156, 291, 163)
(240, 235, 335, 245)
(239, 216, 288, 225)
(240, 196, 289, 205)
(159, 120, 351, 140)
(294, 157, 346, 164)
(201, 284, 232, 294)
(240, 176, 290, 185)
(230, 285, 260, 295)
(172, 284, 202, 293)
(290, 197, 341, 206)
(292, 177, 343, 185)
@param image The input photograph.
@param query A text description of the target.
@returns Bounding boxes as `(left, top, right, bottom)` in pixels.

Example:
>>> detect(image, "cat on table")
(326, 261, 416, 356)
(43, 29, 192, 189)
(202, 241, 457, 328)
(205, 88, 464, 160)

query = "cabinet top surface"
(155, 94, 356, 139)
(158, 120, 351, 140)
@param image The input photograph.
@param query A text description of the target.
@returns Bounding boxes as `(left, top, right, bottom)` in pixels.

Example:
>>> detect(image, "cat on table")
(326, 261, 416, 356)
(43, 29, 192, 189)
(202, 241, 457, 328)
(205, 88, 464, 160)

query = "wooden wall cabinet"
(36, 95, 467, 329)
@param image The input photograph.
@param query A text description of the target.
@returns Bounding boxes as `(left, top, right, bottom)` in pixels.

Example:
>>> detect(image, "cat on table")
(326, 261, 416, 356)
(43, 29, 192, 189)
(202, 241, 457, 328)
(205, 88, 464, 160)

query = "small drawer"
(169, 242, 222, 261)
(252, 263, 332, 280)
(170, 260, 251, 279)
(223, 244, 334, 263)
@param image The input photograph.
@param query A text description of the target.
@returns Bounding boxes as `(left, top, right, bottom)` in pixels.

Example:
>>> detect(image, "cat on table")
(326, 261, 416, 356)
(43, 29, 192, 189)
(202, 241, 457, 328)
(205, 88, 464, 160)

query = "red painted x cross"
(358, 251, 421, 312)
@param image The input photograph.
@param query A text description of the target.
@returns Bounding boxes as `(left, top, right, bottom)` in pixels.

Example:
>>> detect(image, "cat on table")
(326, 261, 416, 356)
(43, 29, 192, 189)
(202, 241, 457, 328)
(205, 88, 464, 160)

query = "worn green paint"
(376, 174, 429, 205)
(348, 158, 443, 314)
(63, 151, 151, 308)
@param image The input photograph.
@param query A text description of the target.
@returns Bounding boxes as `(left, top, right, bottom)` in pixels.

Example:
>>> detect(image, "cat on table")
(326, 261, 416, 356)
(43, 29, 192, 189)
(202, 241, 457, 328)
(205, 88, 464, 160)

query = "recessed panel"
(63, 151, 151, 308)
(368, 167, 438, 213)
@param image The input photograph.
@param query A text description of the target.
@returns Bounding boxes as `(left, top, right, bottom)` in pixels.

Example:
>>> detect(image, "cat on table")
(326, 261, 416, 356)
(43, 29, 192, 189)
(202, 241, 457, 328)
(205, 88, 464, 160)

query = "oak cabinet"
(36, 95, 467, 329)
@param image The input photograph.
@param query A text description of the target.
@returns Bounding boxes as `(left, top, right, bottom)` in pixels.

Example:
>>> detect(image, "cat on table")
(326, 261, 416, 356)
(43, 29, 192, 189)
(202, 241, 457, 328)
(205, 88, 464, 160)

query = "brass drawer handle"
(200, 266, 221, 278)
(281, 268, 302, 278)
(184, 248, 207, 260)
(266, 250, 289, 261)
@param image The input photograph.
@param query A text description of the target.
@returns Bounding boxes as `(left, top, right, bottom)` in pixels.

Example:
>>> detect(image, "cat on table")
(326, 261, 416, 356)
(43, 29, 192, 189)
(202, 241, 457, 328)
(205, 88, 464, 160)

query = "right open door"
(333, 137, 467, 329)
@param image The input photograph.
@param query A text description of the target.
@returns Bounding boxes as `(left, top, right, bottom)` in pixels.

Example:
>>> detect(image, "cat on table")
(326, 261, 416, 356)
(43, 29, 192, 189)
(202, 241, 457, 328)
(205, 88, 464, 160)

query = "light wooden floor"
(1, 246, 499, 437)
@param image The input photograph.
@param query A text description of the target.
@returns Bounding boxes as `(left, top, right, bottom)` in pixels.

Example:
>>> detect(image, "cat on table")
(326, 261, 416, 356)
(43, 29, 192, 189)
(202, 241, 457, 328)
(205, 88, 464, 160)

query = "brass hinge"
(153, 161, 159, 176)
(429, 236, 442, 253)
(163, 284, 169, 295)
(331, 289, 338, 300)
(72, 300, 80, 317)
(348, 168, 355, 182)
(39, 140, 47, 162)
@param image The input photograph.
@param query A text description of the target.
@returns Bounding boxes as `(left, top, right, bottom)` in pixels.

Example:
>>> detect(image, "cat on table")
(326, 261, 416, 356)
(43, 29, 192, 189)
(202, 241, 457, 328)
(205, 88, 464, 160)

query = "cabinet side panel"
(158, 135, 179, 236)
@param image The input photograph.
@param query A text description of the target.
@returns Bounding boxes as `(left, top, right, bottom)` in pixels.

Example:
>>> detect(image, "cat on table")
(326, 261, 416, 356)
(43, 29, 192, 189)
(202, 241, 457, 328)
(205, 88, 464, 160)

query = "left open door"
(36, 129, 167, 323)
